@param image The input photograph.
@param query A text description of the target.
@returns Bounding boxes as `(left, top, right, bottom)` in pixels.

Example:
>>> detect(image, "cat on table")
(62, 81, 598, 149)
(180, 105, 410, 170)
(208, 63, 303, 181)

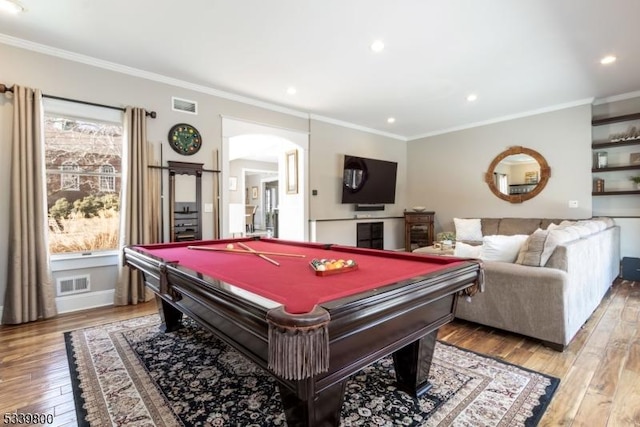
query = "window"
(100, 164, 115, 192)
(60, 161, 80, 191)
(44, 101, 123, 255)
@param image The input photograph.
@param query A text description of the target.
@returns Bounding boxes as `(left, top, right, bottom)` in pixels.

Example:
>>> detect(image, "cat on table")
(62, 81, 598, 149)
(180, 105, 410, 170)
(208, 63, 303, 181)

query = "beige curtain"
(114, 107, 160, 305)
(2, 85, 57, 324)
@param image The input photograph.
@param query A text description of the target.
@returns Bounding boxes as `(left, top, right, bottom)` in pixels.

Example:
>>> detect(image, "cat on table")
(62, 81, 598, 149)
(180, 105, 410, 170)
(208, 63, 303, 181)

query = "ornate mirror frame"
(485, 146, 551, 203)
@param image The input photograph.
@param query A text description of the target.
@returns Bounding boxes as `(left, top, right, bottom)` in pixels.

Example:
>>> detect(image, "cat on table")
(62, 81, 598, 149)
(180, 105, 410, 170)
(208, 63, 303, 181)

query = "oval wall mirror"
(485, 146, 551, 203)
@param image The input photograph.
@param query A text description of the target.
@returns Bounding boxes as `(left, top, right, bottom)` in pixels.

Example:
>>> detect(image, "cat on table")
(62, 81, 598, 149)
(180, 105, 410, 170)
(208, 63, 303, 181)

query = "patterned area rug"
(65, 315, 559, 426)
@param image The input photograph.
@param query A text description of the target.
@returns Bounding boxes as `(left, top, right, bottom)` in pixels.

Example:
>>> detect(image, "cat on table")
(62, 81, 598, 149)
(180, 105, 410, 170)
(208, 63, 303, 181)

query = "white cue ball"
(226, 243, 234, 249)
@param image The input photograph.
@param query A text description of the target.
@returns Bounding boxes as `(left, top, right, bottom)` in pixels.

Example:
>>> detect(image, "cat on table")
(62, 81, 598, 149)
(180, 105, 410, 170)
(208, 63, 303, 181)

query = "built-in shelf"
(592, 190, 640, 196)
(592, 113, 640, 126)
(591, 112, 640, 204)
(592, 140, 640, 149)
(592, 165, 640, 173)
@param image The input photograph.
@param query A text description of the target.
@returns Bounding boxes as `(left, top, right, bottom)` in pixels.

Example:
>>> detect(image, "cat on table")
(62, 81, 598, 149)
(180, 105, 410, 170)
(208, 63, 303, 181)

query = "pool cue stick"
(187, 246, 305, 258)
(237, 242, 280, 266)
(160, 143, 164, 242)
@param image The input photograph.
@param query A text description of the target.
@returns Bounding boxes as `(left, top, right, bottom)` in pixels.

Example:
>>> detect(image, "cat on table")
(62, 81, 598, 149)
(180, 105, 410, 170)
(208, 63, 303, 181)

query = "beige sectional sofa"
(449, 218, 620, 350)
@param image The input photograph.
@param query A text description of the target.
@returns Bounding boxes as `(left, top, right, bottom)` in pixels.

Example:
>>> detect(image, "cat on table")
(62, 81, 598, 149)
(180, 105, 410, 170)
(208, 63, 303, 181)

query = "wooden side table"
(404, 211, 435, 252)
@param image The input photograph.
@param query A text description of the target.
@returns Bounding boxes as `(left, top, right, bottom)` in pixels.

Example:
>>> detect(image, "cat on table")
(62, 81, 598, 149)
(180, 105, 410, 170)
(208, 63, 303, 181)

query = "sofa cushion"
(454, 241, 482, 258)
(497, 218, 542, 236)
(480, 218, 500, 236)
(593, 217, 615, 228)
(454, 218, 483, 242)
(540, 218, 568, 229)
(516, 227, 578, 267)
(480, 234, 529, 263)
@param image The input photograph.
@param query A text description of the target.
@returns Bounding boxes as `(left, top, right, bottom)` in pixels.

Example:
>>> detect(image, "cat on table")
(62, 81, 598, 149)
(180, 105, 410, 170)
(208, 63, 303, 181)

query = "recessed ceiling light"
(600, 55, 617, 65)
(286, 86, 297, 95)
(0, 0, 25, 14)
(387, 117, 396, 124)
(467, 94, 478, 102)
(370, 40, 385, 53)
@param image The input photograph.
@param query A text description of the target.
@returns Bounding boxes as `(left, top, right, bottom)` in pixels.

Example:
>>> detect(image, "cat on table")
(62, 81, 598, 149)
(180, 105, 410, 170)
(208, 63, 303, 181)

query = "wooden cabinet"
(356, 222, 383, 249)
(404, 211, 435, 252)
(592, 113, 640, 196)
(168, 161, 203, 242)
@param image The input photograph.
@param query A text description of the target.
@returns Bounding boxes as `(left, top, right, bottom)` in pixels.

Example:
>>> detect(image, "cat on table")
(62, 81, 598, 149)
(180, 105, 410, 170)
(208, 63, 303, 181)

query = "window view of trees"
(44, 115, 123, 254)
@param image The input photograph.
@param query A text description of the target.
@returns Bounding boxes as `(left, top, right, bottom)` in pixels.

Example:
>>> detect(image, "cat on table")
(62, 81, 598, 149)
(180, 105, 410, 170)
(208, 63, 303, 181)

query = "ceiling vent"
(172, 97, 198, 115)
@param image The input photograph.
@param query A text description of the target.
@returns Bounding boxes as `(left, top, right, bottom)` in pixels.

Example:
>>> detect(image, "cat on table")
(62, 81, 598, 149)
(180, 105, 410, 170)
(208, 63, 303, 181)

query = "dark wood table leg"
(158, 297, 183, 333)
(392, 329, 438, 397)
(277, 379, 347, 427)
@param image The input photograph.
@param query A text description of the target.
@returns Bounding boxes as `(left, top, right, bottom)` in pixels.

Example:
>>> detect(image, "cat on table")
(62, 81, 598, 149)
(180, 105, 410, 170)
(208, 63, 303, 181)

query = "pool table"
(123, 237, 483, 427)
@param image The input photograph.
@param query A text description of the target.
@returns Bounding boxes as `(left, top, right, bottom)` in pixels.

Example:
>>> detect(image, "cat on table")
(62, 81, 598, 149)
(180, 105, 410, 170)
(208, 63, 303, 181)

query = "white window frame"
(61, 161, 80, 191)
(44, 98, 124, 260)
(99, 164, 116, 192)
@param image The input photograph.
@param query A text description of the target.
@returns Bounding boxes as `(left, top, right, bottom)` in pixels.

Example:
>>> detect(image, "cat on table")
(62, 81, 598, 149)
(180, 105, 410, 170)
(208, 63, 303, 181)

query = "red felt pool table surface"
(136, 238, 465, 314)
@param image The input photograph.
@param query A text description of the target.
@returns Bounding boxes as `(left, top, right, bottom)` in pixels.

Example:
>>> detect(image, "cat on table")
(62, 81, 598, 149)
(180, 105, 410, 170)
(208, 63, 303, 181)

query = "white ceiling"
(2, 0, 639, 139)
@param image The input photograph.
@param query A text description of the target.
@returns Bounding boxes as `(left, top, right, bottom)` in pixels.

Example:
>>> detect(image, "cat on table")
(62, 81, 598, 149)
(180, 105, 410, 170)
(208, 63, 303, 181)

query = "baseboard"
(55, 289, 115, 314)
(0, 290, 114, 324)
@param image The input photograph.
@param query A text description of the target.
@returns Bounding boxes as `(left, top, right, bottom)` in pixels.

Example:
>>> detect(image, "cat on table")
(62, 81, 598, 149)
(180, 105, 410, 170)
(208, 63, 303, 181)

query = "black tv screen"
(341, 155, 398, 204)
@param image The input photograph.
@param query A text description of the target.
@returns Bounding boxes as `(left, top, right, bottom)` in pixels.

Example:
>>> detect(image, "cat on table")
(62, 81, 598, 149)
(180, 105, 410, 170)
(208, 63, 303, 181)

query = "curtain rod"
(0, 83, 157, 118)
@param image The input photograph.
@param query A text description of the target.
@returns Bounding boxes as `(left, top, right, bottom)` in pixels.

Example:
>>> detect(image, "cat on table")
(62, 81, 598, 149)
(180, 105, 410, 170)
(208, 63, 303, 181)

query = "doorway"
(221, 118, 309, 241)
(264, 180, 279, 237)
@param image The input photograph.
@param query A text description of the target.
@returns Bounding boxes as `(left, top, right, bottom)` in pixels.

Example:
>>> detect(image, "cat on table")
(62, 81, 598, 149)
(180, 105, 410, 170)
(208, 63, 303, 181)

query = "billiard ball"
(226, 244, 234, 249)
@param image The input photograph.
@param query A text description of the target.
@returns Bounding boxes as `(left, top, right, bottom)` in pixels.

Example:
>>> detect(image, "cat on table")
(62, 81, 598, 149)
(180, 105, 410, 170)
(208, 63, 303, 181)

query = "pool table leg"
(157, 297, 184, 333)
(392, 329, 438, 397)
(277, 379, 347, 427)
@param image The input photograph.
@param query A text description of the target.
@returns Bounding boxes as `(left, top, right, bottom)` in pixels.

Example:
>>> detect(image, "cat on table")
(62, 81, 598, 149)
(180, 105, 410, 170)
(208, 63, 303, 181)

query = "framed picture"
(228, 176, 237, 191)
(251, 186, 258, 199)
(630, 152, 640, 165)
(524, 171, 538, 184)
(286, 149, 298, 194)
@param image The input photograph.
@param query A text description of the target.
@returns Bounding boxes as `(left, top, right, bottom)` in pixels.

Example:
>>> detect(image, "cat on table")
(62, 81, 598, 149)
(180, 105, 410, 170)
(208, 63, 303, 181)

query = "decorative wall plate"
(168, 123, 202, 155)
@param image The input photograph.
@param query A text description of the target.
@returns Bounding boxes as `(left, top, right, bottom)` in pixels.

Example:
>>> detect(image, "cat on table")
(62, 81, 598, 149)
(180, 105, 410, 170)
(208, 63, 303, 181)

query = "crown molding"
(407, 97, 594, 141)
(309, 114, 406, 141)
(1, 33, 412, 140)
(593, 90, 640, 105)
(0, 33, 312, 119)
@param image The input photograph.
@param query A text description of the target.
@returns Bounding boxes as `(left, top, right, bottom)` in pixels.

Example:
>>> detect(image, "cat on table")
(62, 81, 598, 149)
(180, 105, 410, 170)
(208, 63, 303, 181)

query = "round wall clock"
(168, 123, 202, 155)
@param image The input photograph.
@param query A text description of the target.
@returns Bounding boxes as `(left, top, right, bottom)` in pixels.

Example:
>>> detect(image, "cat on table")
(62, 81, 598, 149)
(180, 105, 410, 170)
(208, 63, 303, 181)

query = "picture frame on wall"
(286, 149, 298, 194)
(524, 171, 538, 184)
(252, 186, 258, 199)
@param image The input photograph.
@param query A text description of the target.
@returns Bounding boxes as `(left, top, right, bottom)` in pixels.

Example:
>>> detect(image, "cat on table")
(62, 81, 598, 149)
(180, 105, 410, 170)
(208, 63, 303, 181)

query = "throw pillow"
(516, 227, 578, 267)
(454, 218, 483, 242)
(480, 234, 529, 263)
(515, 228, 547, 266)
(454, 241, 482, 258)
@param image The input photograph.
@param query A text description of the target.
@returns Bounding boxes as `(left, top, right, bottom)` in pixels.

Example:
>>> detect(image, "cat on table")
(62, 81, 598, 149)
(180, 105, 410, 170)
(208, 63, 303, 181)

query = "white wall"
(309, 120, 408, 220)
(406, 105, 593, 233)
(0, 42, 402, 312)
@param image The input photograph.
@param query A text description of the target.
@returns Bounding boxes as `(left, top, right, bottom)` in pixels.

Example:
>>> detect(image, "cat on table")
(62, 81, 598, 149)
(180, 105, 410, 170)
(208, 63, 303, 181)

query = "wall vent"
(172, 97, 198, 115)
(57, 275, 90, 296)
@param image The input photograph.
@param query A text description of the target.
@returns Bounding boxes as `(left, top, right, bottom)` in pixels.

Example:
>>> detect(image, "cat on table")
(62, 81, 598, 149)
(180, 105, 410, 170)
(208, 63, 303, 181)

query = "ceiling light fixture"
(286, 86, 297, 95)
(0, 0, 25, 14)
(600, 55, 617, 65)
(370, 40, 385, 53)
(467, 94, 478, 102)
(387, 117, 396, 124)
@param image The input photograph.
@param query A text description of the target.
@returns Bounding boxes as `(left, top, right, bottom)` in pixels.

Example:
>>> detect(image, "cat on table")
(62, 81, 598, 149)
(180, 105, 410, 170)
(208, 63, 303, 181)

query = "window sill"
(51, 250, 119, 272)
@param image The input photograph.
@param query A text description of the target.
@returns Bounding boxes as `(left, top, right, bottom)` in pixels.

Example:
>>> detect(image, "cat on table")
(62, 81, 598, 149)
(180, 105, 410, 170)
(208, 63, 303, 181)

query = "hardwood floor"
(0, 279, 638, 426)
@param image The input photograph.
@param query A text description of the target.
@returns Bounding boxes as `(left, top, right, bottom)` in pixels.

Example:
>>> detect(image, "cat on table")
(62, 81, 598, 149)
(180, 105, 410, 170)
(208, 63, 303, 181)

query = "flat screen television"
(341, 155, 398, 205)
